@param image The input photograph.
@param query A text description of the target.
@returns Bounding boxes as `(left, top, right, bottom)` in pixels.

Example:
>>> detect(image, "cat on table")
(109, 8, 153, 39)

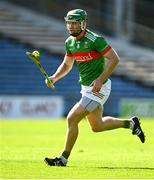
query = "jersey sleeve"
(93, 36, 112, 56)
(65, 40, 72, 57)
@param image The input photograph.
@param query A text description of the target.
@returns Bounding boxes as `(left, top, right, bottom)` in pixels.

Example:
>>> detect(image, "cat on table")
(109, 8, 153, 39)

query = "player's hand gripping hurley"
(26, 51, 56, 90)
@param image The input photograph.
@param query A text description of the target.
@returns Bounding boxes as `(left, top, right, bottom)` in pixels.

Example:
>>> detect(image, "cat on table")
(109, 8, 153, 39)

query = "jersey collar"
(75, 29, 87, 40)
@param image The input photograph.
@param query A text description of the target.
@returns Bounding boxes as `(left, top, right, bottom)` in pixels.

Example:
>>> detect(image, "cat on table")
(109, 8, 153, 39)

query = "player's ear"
(81, 21, 87, 30)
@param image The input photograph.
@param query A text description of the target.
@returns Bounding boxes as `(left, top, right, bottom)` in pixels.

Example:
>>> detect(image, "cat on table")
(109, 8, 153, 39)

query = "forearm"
(52, 62, 72, 81)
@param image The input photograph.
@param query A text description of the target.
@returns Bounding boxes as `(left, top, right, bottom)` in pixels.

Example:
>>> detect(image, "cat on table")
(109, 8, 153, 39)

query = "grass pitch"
(0, 118, 154, 179)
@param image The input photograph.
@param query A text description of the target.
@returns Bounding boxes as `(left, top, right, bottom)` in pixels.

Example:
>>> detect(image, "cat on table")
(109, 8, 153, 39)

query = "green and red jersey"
(65, 29, 112, 86)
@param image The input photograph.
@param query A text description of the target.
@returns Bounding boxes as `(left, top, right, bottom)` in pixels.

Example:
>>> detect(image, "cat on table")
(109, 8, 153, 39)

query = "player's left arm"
(92, 47, 120, 93)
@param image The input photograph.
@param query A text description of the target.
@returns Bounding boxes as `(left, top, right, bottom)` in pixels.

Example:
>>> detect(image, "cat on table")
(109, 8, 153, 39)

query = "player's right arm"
(45, 55, 74, 87)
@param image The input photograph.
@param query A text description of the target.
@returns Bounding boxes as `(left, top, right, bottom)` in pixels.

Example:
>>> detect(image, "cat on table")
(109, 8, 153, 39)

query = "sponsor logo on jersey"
(75, 53, 93, 62)
(72, 50, 100, 63)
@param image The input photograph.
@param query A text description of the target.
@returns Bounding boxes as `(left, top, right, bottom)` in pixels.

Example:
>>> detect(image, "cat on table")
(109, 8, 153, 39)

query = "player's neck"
(75, 30, 87, 40)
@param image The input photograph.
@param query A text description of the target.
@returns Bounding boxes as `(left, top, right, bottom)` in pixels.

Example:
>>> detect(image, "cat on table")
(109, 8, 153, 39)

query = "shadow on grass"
(97, 167, 154, 170)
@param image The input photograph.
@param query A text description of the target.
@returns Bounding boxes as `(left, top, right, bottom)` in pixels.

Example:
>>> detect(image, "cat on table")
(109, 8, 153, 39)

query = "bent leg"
(87, 106, 128, 132)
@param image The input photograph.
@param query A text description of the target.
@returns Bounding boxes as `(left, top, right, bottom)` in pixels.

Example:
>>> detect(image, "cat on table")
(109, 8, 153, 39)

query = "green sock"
(124, 120, 134, 129)
(124, 120, 131, 128)
(62, 151, 70, 159)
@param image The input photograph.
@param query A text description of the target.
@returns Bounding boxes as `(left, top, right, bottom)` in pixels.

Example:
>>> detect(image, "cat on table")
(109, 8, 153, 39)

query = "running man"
(44, 9, 145, 166)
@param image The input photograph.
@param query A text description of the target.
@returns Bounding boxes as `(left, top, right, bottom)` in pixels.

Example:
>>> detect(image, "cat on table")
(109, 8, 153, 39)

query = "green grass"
(0, 118, 154, 179)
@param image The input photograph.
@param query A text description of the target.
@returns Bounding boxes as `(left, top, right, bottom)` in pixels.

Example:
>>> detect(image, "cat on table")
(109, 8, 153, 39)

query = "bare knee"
(89, 119, 107, 132)
(66, 114, 80, 128)
(91, 126, 102, 132)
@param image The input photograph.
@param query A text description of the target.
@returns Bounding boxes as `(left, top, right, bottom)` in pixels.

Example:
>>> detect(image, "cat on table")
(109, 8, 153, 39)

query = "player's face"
(66, 21, 82, 37)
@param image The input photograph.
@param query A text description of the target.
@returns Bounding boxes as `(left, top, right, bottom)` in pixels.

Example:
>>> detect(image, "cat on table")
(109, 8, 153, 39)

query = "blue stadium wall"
(0, 37, 154, 117)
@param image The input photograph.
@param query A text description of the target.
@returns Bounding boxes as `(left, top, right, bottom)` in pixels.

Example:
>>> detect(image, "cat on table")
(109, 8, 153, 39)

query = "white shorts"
(80, 79, 111, 109)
